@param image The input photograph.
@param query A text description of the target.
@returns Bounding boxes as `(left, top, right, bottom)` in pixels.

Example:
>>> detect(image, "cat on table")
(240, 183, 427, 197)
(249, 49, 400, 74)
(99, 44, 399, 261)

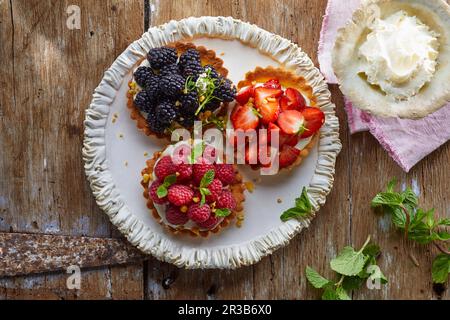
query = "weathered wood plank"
(0, 0, 145, 299)
(0, 232, 145, 277)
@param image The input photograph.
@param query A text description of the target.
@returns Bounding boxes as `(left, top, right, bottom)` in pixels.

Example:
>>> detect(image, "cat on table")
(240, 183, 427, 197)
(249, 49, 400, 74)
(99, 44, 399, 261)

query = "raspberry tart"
(141, 140, 245, 237)
(229, 66, 325, 171)
(127, 43, 236, 138)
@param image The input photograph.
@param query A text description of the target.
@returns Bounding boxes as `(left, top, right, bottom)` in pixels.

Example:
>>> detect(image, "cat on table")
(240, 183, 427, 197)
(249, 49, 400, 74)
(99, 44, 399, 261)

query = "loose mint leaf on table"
(305, 266, 330, 289)
(431, 254, 450, 284)
(330, 236, 371, 276)
(373, 178, 450, 284)
(321, 287, 340, 300)
(280, 187, 313, 222)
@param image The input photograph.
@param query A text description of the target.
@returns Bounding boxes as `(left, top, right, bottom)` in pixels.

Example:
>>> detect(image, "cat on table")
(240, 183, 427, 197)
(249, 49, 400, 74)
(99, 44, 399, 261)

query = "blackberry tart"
(141, 140, 246, 237)
(127, 43, 235, 138)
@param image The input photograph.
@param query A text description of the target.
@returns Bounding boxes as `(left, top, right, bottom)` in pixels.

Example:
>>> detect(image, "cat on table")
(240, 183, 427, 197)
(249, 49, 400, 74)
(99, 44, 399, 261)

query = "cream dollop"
(358, 10, 439, 100)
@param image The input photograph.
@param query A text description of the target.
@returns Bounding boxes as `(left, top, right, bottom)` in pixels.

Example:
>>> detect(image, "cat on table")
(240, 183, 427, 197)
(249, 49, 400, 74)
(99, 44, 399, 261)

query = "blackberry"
(134, 66, 154, 87)
(215, 78, 236, 102)
(160, 63, 180, 77)
(180, 91, 199, 111)
(203, 65, 220, 79)
(179, 49, 201, 69)
(147, 114, 167, 134)
(182, 61, 203, 79)
(160, 74, 185, 98)
(144, 75, 161, 100)
(134, 90, 154, 113)
(155, 100, 178, 124)
(147, 47, 177, 70)
(178, 110, 196, 128)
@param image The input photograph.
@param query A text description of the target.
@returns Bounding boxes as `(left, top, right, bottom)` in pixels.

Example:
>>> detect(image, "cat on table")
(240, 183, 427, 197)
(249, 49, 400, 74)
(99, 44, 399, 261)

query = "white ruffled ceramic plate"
(83, 17, 341, 269)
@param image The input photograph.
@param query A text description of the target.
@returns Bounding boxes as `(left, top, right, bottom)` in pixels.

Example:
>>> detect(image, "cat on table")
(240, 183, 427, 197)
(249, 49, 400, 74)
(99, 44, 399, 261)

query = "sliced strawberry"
(267, 122, 280, 144)
(231, 104, 260, 131)
(254, 87, 282, 124)
(300, 107, 325, 138)
(235, 85, 255, 105)
(280, 88, 306, 112)
(277, 110, 305, 135)
(279, 145, 300, 168)
(263, 79, 281, 90)
(282, 133, 299, 147)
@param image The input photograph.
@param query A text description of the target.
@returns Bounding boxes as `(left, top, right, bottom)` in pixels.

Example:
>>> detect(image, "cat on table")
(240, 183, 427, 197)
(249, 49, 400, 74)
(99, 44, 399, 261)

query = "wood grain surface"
(0, 0, 449, 300)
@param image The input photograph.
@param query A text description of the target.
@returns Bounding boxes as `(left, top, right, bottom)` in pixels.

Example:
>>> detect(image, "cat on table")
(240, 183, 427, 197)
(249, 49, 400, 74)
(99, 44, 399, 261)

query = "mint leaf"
(438, 218, 450, 226)
(342, 276, 364, 291)
(199, 187, 211, 206)
(362, 244, 381, 258)
(321, 287, 339, 300)
(280, 187, 313, 222)
(305, 267, 330, 289)
(371, 192, 404, 208)
(156, 185, 168, 198)
(200, 170, 215, 188)
(156, 174, 177, 198)
(330, 246, 367, 276)
(330, 236, 371, 276)
(366, 265, 388, 284)
(215, 208, 231, 217)
(336, 287, 351, 300)
(431, 254, 450, 284)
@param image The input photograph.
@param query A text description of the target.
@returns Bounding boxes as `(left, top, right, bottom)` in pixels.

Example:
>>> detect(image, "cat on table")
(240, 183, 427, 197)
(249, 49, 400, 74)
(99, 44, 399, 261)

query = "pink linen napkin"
(318, 0, 450, 172)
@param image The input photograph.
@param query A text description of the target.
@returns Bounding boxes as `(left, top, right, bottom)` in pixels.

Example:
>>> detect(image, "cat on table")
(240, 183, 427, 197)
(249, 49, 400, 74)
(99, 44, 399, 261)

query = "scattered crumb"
(113, 112, 119, 118)
(220, 52, 225, 56)
(237, 213, 244, 220)
(118, 133, 124, 138)
(142, 173, 150, 183)
(252, 178, 261, 183)
(144, 152, 149, 157)
(277, 198, 282, 203)
(236, 221, 243, 228)
(244, 181, 254, 193)
(124, 161, 128, 167)
(112, 118, 117, 123)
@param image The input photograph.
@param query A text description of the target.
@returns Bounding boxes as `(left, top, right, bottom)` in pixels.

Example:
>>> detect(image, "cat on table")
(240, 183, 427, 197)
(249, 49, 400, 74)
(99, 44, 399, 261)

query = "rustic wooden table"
(0, 0, 449, 300)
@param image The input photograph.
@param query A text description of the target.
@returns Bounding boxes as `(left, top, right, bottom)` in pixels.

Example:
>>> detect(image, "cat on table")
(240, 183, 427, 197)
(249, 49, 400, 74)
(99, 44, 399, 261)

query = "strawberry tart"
(229, 66, 325, 170)
(127, 42, 236, 139)
(141, 140, 245, 237)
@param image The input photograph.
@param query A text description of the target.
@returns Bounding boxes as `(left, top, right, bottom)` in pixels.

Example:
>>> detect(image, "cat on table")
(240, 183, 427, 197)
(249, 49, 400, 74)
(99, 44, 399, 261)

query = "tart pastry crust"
(141, 150, 246, 238)
(127, 42, 229, 139)
(333, 0, 450, 119)
(237, 66, 320, 171)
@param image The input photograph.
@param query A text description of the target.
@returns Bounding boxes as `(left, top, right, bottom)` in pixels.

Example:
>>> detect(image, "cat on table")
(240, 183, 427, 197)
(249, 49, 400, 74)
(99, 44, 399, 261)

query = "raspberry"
(193, 158, 215, 183)
(216, 190, 236, 210)
(206, 178, 222, 203)
(187, 203, 211, 223)
(166, 205, 189, 225)
(175, 163, 193, 181)
(214, 164, 235, 185)
(196, 214, 220, 230)
(148, 180, 167, 204)
(167, 184, 194, 206)
(154, 156, 176, 181)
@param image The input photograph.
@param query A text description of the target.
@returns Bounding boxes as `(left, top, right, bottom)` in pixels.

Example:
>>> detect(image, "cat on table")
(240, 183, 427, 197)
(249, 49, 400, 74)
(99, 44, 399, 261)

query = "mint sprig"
(215, 208, 231, 217)
(156, 174, 177, 198)
(199, 170, 214, 206)
(372, 179, 450, 284)
(306, 235, 387, 300)
(280, 187, 313, 222)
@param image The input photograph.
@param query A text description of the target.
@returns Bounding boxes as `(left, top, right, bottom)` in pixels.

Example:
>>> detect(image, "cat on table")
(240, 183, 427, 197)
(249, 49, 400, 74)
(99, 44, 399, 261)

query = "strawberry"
(277, 110, 305, 135)
(280, 88, 306, 111)
(263, 79, 281, 90)
(235, 85, 255, 105)
(279, 145, 300, 168)
(300, 107, 325, 138)
(267, 122, 280, 144)
(231, 104, 260, 131)
(254, 87, 282, 124)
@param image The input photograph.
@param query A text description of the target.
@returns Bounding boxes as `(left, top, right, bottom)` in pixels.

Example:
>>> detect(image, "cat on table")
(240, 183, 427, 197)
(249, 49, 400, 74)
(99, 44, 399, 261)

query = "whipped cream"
(358, 10, 439, 100)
